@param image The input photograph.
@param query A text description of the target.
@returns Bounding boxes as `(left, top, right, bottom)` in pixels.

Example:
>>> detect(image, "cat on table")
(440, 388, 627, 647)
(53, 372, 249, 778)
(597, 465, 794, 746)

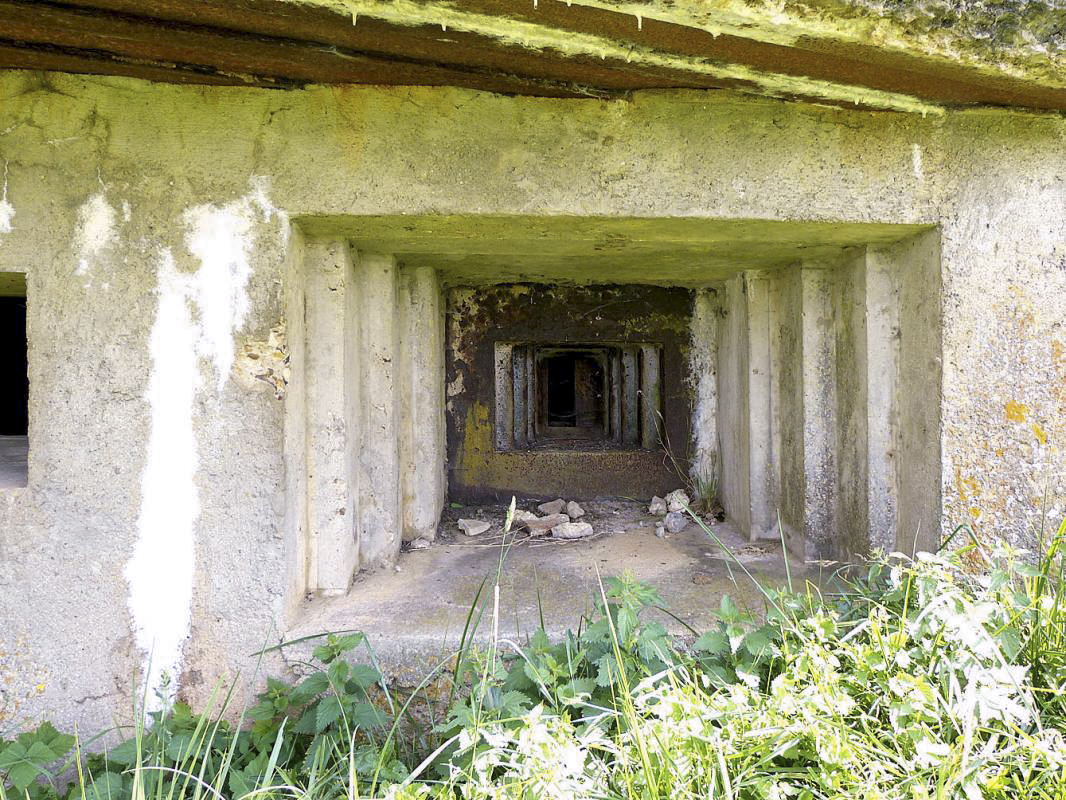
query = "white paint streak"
(912, 143, 924, 183)
(183, 178, 288, 388)
(690, 289, 719, 485)
(0, 163, 13, 235)
(74, 193, 118, 276)
(126, 180, 288, 705)
(126, 248, 200, 709)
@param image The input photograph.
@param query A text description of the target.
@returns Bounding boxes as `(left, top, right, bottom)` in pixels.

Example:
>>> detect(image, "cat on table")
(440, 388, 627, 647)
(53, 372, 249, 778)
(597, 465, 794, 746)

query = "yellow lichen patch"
(455, 401, 497, 484)
(1032, 423, 1048, 445)
(1005, 400, 1029, 423)
(236, 320, 290, 399)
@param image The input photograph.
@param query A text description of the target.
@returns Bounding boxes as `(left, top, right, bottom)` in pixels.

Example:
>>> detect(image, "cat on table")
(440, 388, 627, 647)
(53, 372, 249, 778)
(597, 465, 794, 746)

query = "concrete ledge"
(282, 501, 821, 684)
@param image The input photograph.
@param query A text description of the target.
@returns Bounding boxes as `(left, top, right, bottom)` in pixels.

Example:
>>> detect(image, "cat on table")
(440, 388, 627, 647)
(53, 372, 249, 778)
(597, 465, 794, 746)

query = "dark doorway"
(0, 295, 27, 436)
(545, 355, 577, 425)
(536, 347, 608, 441)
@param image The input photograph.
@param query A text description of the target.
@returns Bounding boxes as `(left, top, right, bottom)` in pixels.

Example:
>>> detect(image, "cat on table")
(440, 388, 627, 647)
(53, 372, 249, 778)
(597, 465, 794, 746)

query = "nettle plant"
(5, 518, 1066, 800)
(0, 633, 405, 800)
(421, 520, 1066, 800)
(435, 572, 679, 780)
(0, 722, 75, 800)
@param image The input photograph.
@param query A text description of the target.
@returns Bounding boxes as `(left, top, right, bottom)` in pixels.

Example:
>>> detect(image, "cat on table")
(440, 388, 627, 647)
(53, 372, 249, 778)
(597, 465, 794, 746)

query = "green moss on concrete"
(298, 214, 932, 286)
(291, 0, 1063, 108)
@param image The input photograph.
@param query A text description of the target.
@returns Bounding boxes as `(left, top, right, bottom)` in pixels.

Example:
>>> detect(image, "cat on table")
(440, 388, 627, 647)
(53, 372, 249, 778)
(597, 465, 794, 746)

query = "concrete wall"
(293, 241, 445, 594)
(0, 71, 1062, 733)
(713, 242, 941, 561)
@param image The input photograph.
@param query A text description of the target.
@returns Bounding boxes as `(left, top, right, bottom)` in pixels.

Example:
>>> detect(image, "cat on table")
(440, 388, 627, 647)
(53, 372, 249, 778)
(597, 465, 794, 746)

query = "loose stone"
(566, 501, 585, 519)
(551, 521, 594, 539)
(523, 513, 570, 534)
(408, 537, 431, 550)
(458, 518, 491, 536)
(537, 498, 567, 515)
(664, 511, 689, 534)
(655, 523, 666, 538)
(513, 509, 538, 523)
(666, 489, 691, 512)
(648, 496, 668, 515)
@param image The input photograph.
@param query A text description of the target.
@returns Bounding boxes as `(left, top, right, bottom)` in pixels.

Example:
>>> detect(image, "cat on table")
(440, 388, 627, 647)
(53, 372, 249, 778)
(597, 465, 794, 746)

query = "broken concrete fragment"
(648, 496, 668, 515)
(408, 537, 431, 550)
(664, 511, 689, 534)
(523, 513, 570, 534)
(666, 489, 691, 513)
(458, 518, 491, 536)
(566, 501, 585, 519)
(537, 498, 566, 515)
(551, 521, 594, 539)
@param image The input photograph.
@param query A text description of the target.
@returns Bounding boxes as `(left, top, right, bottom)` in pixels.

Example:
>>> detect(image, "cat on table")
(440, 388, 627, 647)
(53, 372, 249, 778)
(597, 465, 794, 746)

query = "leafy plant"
(0, 722, 74, 800)
(6, 520, 1066, 800)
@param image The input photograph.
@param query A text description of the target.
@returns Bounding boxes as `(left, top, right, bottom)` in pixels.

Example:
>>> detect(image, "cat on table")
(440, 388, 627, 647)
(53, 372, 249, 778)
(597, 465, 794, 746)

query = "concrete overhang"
(298, 214, 933, 286)
(0, 0, 1062, 113)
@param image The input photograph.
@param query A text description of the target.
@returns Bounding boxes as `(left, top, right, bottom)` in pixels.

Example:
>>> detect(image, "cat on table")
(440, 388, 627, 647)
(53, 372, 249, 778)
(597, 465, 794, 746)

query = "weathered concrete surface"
(0, 72, 1061, 735)
(286, 508, 809, 685)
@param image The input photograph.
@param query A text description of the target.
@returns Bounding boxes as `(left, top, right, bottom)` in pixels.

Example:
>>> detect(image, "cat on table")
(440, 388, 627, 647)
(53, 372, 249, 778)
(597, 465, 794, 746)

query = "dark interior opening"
(545, 355, 577, 426)
(536, 348, 607, 440)
(0, 295, 27, 436)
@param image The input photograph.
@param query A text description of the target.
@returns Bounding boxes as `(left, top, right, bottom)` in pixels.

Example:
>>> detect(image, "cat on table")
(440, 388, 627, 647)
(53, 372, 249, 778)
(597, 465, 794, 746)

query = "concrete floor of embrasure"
(287, 499, 831, 684)
(0, 435, 28, 489)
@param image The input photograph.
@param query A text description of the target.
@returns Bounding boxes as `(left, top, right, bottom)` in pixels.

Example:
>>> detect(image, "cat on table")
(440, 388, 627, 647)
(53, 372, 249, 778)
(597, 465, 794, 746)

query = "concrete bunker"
(0, 271, 27, 490)
(283, 216, 943, 607)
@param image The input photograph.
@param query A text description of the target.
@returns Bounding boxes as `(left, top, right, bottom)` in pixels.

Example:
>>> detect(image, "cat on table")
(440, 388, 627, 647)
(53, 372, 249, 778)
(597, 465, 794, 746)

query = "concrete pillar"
(863, 249, 901, 552)
(398, 266, 446, 543)
(745, 271, 775, 541)
(798, 268, 837, 558)
(609, 349, 623, 443)
(282, 225, 310, 615)
(639, 344, 661, 449)
(716, 275, 752, 536)
(621, 347, 639, 446)
(833, 251, 870, 558)
(770, 268, 805, 552)
(513, 346, 529, 448)
(303, 238, 359, 595)
(353, 251, 401, 567)
(887, 232, 942, 554)
(493, 343, 514, 451)
(690, 290, 718, 488)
